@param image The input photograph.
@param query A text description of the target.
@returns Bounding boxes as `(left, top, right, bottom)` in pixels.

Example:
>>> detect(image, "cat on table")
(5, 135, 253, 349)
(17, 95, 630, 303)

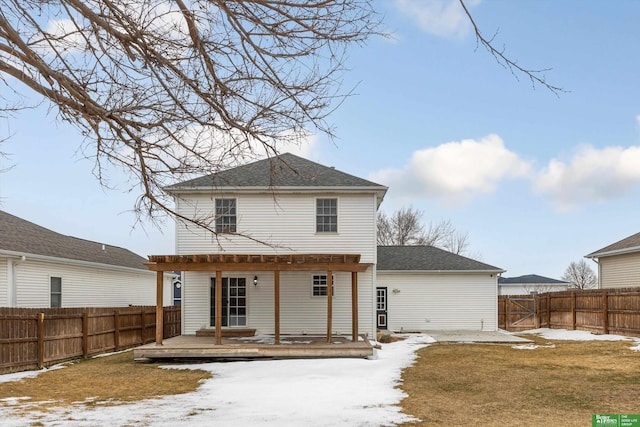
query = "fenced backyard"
(0, 305, 181, 374)
(499, 287, 640, 337)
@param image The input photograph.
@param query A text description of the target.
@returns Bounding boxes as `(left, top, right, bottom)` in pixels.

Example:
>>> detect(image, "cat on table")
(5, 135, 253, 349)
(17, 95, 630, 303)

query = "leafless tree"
(561, 260, 598, 290)
(0, 0, 561, 233)
(0, 0, 379, 229)
(377, 206, 470, 255)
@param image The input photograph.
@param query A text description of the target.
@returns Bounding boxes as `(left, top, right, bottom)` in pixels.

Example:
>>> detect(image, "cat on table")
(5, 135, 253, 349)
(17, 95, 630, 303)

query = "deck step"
(195, 328, 256, 338)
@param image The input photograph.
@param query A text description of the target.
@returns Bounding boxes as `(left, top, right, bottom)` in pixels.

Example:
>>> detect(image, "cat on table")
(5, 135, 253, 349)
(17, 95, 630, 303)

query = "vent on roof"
(101, 244, 106, 251)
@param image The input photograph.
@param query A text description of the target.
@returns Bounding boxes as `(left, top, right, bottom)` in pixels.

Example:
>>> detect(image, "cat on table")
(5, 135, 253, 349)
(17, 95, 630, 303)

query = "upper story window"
(50, 277, 62, 308)
(215, 198, 236, 233)
(316, 198, 337, 233)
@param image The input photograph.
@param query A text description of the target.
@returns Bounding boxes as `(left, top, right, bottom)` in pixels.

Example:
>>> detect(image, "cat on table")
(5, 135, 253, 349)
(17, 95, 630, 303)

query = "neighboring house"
(586, 231, 640, 289)
(498, 274, 570, 295)
(377, 246, 503, 332)
(0, 210, 172, 308)
(153, 153, 503, 338)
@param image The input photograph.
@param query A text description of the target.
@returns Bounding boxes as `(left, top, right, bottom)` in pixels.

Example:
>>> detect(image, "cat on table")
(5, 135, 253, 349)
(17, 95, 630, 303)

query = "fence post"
(534, 293, 540, 329)
(602, 290, 609, 334)
(37, 312, 45, 369)
(546, 294, 551, 328)
(114, 309, 120, 351)
(82, 310, 89, 357)
(570, 291, 576, 330)
(140, 307, 146, 344)
(505, 297, 511, 330)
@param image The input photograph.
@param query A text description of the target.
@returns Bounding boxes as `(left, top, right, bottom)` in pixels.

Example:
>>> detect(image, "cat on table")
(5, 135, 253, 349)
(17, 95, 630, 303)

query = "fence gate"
(503, 296, 537, 331)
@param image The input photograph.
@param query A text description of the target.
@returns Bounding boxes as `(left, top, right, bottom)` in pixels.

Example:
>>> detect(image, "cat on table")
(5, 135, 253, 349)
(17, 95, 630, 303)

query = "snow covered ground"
(1, 329, 638, 427)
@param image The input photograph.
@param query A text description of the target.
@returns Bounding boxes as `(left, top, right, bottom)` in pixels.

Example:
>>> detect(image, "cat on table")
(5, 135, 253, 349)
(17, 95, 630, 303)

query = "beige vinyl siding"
(175, 193, 377, 263)
(377, 272, 498, 332)
(600, 252, 640, 288)
(0, 257, 8, 306)
(11, 258, 172, 308)
(182, 268, 375, 337)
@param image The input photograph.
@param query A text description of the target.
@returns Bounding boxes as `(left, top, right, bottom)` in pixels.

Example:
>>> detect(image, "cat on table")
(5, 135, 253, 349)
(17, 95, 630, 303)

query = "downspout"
(8, 255, 27, 307)
(591, 257, 601, 289)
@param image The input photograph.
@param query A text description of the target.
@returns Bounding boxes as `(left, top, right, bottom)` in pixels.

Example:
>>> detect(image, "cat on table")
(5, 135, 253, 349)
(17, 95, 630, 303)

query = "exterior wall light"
(253, 275, 258, 286)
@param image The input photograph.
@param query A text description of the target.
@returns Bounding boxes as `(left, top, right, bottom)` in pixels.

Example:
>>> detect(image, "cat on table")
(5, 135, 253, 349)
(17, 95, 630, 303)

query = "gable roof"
(0, 210, 149, 270)
(377, 246, 503, 272)
(586, 231, 640, 258)
(167, 152, 387, 194)
(498, 274, 568, 285)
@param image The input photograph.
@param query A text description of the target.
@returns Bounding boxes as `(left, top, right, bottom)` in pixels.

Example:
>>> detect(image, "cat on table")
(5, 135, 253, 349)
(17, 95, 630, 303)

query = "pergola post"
(351, 271, 358, 342)
(155, 271, 164, 345)
(215, 270, 222, 345)
(326, 270, 333, 343)
(274, 270, 280, 344)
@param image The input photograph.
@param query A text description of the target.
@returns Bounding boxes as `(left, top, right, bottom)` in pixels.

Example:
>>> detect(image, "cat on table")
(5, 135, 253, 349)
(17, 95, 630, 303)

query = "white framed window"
(50, 277, 62, 308)
(312, 274, 335, 297)
(215, 198, 237, 233)
(316, 198, 337, 233)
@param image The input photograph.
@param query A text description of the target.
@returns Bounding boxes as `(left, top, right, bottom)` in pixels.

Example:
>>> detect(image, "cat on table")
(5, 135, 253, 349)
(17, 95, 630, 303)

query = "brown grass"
(399, 335, 640, 426)
(0, 351, 210, 414)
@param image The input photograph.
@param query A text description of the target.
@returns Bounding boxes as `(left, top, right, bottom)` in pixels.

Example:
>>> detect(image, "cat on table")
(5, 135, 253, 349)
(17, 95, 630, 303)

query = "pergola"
(146, 253, 371, 346)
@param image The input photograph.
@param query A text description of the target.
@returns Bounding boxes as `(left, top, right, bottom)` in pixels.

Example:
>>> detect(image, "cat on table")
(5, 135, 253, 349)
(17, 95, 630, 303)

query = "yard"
(0, 330, 638, 426)
(400, 331, 640, 426)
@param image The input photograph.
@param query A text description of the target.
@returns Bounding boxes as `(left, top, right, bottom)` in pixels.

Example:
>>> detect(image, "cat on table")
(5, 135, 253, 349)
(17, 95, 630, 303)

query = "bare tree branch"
(459, 0, 565, 96)
(0, 0, 380, 236)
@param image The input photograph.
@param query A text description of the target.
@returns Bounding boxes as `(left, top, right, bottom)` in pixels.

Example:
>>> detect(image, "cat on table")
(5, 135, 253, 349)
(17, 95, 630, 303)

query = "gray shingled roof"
(0, 210, 149, 270)
(586, 231, 640, 258)
(166, 153, 387, 191)
(498, 274, 568, 284)
(377, 246, 503, 272)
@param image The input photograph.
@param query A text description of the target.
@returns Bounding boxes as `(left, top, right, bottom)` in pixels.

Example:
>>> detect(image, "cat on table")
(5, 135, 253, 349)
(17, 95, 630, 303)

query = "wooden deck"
(133, 334, 373, 360)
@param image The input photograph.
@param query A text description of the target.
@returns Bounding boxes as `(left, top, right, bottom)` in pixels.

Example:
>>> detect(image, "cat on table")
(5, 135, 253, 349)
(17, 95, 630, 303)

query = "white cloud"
(393, 0, 480, 39)
(533, 145, 640, 211)
(371, 134, 531, 205)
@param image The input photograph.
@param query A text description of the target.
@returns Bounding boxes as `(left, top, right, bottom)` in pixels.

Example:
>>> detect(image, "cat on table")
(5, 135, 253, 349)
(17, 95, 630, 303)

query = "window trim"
(215, 198, 237, 233)
(311, 273, 335, 297)
(315, 197, 338, 233)
(50, 276, 62, 308)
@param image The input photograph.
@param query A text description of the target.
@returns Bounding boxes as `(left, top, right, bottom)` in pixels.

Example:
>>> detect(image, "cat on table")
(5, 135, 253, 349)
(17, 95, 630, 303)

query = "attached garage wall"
(377, 272, 498, 332)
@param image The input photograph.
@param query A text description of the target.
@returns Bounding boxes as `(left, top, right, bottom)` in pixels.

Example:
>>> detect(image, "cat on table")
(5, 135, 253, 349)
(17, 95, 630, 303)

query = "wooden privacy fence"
(0, 305, 180, 374)
(499, 287, 640, 337)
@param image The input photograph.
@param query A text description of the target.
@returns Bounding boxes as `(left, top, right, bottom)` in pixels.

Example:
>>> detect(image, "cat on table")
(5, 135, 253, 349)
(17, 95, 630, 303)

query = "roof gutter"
(586, 245, 640, 259)
(0, 249, 157, 275)
(377, 269, 505, 274)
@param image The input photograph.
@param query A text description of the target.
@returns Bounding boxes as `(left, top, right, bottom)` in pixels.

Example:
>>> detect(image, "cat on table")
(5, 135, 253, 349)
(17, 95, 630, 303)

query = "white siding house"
(0, 210, 172, 307)
(498, 274, 570, 295)
(153, 153, 505, 341)
(165, 153, 387, 337)
(376, 246, 503, 332)
(586, 231, 640, 288)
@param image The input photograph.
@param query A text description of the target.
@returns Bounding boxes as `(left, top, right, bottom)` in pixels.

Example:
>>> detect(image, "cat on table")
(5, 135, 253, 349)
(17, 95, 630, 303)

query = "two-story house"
(140, 153, 502, 359)
(145, 153, 386, 347)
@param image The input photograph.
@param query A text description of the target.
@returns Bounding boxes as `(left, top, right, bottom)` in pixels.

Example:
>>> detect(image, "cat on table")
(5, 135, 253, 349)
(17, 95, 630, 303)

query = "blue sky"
(1, 0, 639, 280)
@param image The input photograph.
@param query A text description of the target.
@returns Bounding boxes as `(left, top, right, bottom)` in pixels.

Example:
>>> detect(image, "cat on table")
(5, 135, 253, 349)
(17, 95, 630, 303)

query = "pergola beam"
(146, 253, 366, 347)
